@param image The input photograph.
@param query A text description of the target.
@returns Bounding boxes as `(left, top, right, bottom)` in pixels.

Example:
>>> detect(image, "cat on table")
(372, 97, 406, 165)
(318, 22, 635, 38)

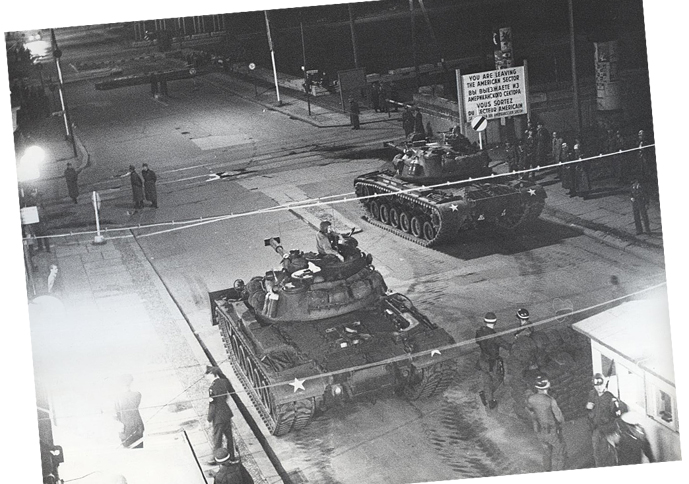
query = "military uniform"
(526, 390, 566, 471)
(586, 377, 622, 467)
(475, 314, 511, 408)
(208, 377, 235, 457)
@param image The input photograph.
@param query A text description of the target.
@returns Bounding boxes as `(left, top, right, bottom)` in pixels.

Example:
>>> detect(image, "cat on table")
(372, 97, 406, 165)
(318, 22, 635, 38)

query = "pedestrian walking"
(129, 165, 144, 209)
(630, 180, 651, 234)
(526, 375, 567, 472)
(475, 312, 512, 409)
(586, 373, 622, 467)
(212, 449, 253, 484)
(64, 162, 80, 204)
(609, 411, 655, 466)
(349, 97, 360, 130)
(205, 366, 235, 464)
(551, 132, 563, 167)
(141, 163, 158, 208)
(402, 106, 414, 138)
(114, 374, 144, 449)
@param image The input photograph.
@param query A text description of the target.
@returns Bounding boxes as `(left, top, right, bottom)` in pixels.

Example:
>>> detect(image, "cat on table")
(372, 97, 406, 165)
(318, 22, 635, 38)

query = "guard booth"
(572, 290, 681, 463)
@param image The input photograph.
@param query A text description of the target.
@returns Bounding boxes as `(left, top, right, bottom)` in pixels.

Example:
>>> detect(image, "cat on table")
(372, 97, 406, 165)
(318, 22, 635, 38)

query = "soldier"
(205, 366, 235, 463)
(630, 180, 651, 235)
(535, 121, 550, 169)
(523, 130, 536, 180)
(213, 449, 253, 484)
(475, 312, 512, 409)
(526, 375, 567, 472)
(586, 373, 622, 467)
(316, 221, 344, 262)
(505, 141, 519, 173)
(508, 308, 540, 383)
(610, 411, 655, 466)
(551, 131, 564, 167)
(402, 106, 414, 138)
(141, 163, 158, 208)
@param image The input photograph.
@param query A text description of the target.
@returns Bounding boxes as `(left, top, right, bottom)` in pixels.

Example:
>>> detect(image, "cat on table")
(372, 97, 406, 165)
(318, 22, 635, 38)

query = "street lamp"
(17, 145, 44, 182)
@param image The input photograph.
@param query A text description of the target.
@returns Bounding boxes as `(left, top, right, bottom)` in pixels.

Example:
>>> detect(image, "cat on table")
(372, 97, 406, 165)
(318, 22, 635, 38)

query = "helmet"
(516, 308, 530, 320)
(592, 373, 606, 386)
(534, 375, 551, 390)
(214, 448, 230, 463)
(484, 312, 497, 324)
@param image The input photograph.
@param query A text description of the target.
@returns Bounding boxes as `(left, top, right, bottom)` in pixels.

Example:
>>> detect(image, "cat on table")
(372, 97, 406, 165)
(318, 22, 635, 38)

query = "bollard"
(92, 191, 106, 245)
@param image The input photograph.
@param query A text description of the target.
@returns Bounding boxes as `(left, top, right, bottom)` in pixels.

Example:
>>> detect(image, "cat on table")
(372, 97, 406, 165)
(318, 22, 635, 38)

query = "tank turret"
(209, 237, 460, 435)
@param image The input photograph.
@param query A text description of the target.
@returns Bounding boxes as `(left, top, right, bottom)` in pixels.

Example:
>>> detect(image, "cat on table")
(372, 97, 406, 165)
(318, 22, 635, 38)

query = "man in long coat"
(129, 165, 144, 209)
(64, 162, 79, 204)
(114, 374, 144, 448)
(141, 163, 158, 208)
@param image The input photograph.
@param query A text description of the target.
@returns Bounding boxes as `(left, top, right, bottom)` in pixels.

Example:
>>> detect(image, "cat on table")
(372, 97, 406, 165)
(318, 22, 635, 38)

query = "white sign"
(20, 206, 39, 225)
(91, 191, 102, 210)
(471, 116, 488, 131)
(462, 66, 527, 121)
(248, 63, 256, 70)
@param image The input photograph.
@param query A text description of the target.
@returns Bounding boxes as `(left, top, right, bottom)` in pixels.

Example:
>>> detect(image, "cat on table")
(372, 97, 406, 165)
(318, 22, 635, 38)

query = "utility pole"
(348, 4, 360, 69)
(568, 0, 582, 136)
(409, 0, 419, 88)
(50, 29, 77, 157)
(264, 11, 282, 106)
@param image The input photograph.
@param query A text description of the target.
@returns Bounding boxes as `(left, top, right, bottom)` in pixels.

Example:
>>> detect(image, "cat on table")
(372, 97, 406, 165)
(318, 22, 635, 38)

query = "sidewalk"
(27, 236, 278, 484)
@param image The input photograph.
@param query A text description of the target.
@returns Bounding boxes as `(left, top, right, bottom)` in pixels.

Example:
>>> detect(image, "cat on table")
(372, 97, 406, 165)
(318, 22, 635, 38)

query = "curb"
(541, 210, 665, 266)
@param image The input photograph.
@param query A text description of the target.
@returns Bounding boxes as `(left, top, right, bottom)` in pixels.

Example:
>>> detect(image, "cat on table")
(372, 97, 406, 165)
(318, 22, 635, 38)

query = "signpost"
(471, 115, 488, 149)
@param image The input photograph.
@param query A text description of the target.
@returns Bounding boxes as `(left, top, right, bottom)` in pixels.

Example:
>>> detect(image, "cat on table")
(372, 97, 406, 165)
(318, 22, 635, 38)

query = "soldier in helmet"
(525, 375, 566, 471)
(316, 221, 345, 262)
(475, 312, 512, 409)
(609, 411, 655, 466)
(586, 373, 622, 467)
(508, 308, 540, 381)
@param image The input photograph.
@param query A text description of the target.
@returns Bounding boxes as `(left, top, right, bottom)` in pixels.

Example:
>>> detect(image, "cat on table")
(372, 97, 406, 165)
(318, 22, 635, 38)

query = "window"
(656, 389, 674, 423)
(646, 378, 678, 432)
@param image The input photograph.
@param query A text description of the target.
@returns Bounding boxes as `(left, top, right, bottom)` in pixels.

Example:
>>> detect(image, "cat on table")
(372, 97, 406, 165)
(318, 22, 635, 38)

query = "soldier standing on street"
(212, 449, 253, 484)
(349, 97, 360, 130)
(526, 375, 567, 472)
(129, 165, 144, 209)
(475, 312, 512, 409)
(64, 162, 80, 204)
(141, 163, 158, 208)
(630, 180, 651, 235)
(586, 373, 622, 467)
(205, 366, 235, 464)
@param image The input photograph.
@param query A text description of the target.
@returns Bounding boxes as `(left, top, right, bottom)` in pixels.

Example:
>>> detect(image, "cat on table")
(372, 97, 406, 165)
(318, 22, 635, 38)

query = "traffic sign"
(92, 190, 102, 211)
(471, 115, 488, 132)
(249, 62, 256, 70)
(189, 68, 197, 76)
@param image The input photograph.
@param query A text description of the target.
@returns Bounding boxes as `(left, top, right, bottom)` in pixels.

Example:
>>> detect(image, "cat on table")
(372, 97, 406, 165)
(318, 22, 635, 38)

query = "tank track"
(218, 317, 317, 436)
(403, 360, 458, 400)
(354, 180, 462, 247)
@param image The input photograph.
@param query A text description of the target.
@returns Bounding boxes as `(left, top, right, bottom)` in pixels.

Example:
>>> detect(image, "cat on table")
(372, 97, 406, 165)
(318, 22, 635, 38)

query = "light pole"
(300, 17, 311, 116)
(50, 29, 78, 157)
(568, 0, 582, 137)
(264, 11, 282, 106)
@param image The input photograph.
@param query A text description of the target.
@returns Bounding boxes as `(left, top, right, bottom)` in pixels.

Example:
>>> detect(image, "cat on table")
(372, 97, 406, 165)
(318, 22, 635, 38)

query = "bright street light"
(17, 145, 45, 182)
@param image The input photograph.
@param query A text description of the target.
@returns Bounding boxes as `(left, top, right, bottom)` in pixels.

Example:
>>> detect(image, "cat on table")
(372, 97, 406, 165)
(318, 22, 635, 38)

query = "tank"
(209, 236, 460, 435)
(354, 133, 547, 246)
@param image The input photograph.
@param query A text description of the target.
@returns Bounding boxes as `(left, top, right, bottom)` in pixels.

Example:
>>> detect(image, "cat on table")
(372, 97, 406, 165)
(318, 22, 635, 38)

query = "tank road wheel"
(410, 216, 423, 238)
(369, 200, 381, 221)
(422, 220, 437, 241)
(403, 361, 457, 400)
(389, 207, 401, 228)
(380, 203, 391, 225)
(272, 397, 317, 436)
(399, 211, 412, 233)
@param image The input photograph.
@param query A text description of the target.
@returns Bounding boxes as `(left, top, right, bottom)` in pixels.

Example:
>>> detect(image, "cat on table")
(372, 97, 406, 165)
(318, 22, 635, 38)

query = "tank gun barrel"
(264, 237, 286, 258)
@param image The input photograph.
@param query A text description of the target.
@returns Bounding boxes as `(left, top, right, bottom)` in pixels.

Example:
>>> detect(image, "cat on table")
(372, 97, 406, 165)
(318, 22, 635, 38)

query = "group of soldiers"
(475, 311, 655, 472)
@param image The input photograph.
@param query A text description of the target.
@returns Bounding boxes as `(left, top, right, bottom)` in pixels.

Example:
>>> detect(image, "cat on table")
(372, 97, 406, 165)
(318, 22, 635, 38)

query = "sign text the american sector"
(462, 66, 527, 121)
